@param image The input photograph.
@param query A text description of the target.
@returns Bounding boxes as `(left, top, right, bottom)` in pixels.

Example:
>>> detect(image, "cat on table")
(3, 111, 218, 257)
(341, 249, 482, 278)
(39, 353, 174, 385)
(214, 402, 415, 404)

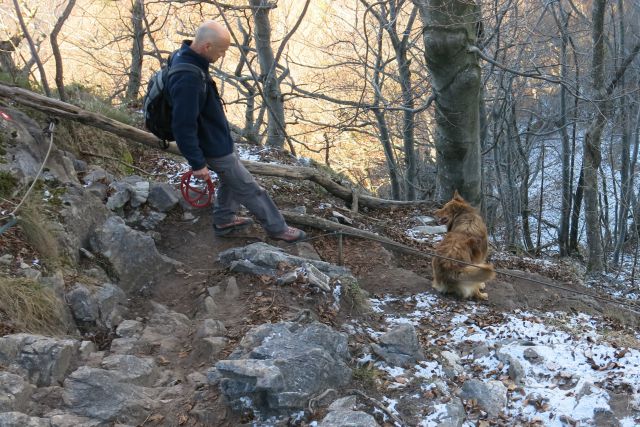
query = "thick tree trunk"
(556, 5, 571, 257)
(250, 0, 285, 149)
(583, 0, 606, 273)
(414, 0, 483, 207)
(126, 0, 145, 103)
(50, 0, 76, 102)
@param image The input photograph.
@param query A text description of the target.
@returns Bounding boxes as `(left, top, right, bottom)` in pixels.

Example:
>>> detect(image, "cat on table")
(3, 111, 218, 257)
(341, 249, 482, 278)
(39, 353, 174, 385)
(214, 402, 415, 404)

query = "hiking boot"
(269, 226, 307, 243)
(214, 216, 254, 236)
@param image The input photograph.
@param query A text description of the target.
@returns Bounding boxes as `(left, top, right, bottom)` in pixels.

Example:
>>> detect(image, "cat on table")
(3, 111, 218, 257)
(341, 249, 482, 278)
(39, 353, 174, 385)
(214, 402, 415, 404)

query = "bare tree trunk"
(554, 3, 572, 256)
(583, 0, 606, 273)
(570, 165, 584, 254)
(414, 0, 483, 207)
(12, 0, 51, 97)
(126, 0, 145, 103)
(50, 0, 76, 102)
(250, 0, 285, 149)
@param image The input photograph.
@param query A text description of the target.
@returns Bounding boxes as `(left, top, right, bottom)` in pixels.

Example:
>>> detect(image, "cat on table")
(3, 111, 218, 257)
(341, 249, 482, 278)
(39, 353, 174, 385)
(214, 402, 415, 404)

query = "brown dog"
(431, 191, 495, 300)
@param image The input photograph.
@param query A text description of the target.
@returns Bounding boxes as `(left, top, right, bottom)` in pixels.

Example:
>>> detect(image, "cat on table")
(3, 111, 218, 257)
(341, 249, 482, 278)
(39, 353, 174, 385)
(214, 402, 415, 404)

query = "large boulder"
(62, 367, 157, 423)
(0, 108, 78, 187)
(147, 182, 180, 212)
(0, 334, 79, 387)
(219, 242, 350, 278)
(216, 321, 351, 415)
(89, 216, 179, 293)
(371, 324, 425, 367)
(57, 186, 110, 263)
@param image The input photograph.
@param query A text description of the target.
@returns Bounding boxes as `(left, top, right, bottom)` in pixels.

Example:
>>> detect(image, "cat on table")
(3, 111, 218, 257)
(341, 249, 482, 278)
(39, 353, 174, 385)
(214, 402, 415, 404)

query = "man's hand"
(193, 166, 210, 180)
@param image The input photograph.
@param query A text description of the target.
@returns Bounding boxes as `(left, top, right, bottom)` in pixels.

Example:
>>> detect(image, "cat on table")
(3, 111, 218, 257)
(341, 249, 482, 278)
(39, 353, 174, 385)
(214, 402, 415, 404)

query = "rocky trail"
(1, 107, 640, 426)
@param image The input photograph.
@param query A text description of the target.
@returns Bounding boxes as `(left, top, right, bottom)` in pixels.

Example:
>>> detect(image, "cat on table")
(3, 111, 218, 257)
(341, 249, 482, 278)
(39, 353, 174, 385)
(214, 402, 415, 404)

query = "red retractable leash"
(180, 171, 216, 208)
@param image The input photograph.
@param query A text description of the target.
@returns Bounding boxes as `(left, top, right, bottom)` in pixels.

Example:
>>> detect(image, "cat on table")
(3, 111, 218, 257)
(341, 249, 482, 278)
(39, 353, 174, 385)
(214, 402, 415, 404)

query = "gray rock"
(0, 372, 34, 412)
(440, 351, 464, 378)
(0, 412, 51, 427)
(224, 277, 240, 299)
(328, 396, 357, 412)
(292, 242, 322, 261)
(0, 108, 78, 187)
(217, 321, 351, 415)
(85, 182, 108, 200)
(89, 216, 178, 293)
(62, 367, 157, 423)
(219, 242, 350, 278)
(48, 413, 102, 427)
(66, 284, 99, 323)
(459, 379, 507, 417)
(196, 319, 226, 338)
(108, 338, 138, 355)
(203, 296, 218, 316)
(106, 177, 149, 210)
(139, 303, 190, 354)
(408, 225, 447, 235)
(276, 271, 299, 286)
(79, 341, 96, 360)
(148, 182, 180, 212)
(93, 283, 126, 328)
(116, 320, 144, 338)
(371, 324, 425, 367)
(497, 350, 525, 385)
(123, 177, 149, 208)
(106, 187, 130, 211)
(20, 267, 42, 280)
(319, 410, 379, 427)
(82, 167, 112, 186)
(66, 283, 126, 328)
(58, 186, 109, 263)
(195, 337, 227, 360)
(0, 334, 79, 386)
(101, 355, 158, 386)
(0, 254, 14, 265)
(228, 259, 275, 276)
(523, 348, 543, 364)
(433, 397, 466, 427)
(140, 211, 166, 230)
(72, 158, 88, 172)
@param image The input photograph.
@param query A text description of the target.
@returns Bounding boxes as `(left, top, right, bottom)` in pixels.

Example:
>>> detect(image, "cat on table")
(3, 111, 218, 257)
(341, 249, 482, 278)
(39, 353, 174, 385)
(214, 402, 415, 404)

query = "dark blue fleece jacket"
(167, 41, 233, 170)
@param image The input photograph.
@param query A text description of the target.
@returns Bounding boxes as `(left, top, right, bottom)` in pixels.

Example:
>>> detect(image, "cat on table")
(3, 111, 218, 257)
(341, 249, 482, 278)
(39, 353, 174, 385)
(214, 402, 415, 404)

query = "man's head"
(190, 21, 231, 63)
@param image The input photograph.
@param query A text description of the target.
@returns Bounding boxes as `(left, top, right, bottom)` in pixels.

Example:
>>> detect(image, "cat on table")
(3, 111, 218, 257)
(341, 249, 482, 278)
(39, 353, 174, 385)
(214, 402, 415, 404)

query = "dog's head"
(434, 190, 474, 229)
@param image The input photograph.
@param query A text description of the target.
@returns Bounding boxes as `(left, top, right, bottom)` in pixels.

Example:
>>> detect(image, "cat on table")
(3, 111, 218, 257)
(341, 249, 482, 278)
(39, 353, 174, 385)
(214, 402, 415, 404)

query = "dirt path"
(132, 206, 638, 426)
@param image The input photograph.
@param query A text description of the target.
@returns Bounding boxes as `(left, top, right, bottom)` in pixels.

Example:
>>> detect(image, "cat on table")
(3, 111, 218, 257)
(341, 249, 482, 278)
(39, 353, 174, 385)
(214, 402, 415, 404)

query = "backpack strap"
(167, 63, 207, 93)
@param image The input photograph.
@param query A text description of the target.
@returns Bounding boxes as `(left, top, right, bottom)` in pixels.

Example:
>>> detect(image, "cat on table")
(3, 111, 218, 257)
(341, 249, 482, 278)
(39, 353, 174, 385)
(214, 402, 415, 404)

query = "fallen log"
(0, 83, 430, 209)
(281, 210, 425, 257)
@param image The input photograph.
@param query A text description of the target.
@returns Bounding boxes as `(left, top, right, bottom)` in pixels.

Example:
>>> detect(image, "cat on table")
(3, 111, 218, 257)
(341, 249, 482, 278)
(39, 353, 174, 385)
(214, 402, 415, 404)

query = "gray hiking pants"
(206, 152, 286, 235)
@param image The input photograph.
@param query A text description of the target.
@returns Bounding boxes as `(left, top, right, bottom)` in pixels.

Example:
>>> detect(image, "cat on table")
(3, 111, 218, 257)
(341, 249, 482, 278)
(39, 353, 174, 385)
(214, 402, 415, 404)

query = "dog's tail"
(457, 263, 496, 283)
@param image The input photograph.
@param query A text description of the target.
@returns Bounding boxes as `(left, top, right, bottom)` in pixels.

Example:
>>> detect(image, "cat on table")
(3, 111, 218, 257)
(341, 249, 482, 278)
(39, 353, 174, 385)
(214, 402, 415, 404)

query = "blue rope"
(0, 217, 17, 236)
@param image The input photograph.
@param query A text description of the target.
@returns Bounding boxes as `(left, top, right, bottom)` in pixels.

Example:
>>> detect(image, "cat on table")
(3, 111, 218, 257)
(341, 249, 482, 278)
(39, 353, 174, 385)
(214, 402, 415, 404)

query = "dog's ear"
(453, 190, 464, 201)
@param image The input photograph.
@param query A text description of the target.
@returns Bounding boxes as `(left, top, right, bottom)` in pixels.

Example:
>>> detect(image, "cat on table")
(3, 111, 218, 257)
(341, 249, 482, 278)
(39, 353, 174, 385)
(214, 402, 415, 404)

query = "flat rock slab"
(218, 242, 350, 278)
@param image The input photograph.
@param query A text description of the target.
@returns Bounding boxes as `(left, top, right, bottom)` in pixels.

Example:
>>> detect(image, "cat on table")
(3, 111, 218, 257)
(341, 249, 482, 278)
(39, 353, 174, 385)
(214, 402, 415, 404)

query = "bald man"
(167, 21, 305, 243)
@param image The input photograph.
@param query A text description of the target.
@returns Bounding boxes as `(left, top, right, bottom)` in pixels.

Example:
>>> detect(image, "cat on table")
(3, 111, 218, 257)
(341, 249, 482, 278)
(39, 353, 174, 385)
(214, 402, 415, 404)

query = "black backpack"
(143, 52, 207, 142)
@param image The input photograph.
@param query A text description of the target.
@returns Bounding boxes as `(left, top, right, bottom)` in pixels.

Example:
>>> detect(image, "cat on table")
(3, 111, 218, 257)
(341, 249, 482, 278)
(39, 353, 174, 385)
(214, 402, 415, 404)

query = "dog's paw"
(479, 282, 486, 290)
(475, 292, 488, 300)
